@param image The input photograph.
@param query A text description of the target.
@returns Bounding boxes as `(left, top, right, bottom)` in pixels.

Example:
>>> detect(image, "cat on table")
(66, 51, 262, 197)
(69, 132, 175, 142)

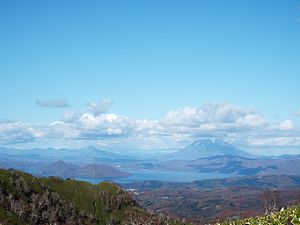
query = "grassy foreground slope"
(219, 206, 300, 225)
(0, 206, 27, 225)
(0, 169, 184, 225)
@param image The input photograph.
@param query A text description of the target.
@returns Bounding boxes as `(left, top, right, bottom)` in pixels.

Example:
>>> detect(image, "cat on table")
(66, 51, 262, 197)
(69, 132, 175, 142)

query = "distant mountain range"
(0, 145, 138, 164)
(169, 139, 251, 160)
(0, 146, 133, 179)
(1, 139, 300, 181)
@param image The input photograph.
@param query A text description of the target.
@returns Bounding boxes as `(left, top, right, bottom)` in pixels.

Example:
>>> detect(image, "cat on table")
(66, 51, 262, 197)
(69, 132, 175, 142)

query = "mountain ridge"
(39, 160, 129, 179)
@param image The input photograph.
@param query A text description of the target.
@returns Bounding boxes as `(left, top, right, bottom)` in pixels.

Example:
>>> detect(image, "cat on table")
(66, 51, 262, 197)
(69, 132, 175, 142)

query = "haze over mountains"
(1, 138, 251, 164)
(1, 139, 300, 181)
(0, 145, 136, 163)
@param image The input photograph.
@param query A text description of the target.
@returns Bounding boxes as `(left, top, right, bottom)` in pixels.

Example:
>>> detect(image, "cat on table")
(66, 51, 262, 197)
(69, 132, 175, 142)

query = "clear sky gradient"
(1, 1, 300, 153)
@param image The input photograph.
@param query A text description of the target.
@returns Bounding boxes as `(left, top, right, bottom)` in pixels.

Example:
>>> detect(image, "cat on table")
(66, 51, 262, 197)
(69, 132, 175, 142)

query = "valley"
(124, 175, 300, 224)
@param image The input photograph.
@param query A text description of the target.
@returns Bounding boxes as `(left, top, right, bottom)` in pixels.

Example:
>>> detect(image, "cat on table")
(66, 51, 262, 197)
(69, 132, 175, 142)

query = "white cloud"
(249, 137, 300, 147)
(36, 99, 71, 108)
(0, 121, 36, 144)
(61, 110, 80, 123)
(294, 110, 300, 116)
(161, 103, 266, 132)
(78, 113, 132, 133)
(1, 101, 300, 151)
(87, 98, 113, 115)
(274, 120, 294, 131)
(53, 113, 134, 140)
(48, 121, 79, 138)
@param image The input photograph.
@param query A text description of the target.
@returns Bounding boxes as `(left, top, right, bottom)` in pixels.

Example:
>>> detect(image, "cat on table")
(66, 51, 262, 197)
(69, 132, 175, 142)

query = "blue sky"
(1, 1, 300, 154)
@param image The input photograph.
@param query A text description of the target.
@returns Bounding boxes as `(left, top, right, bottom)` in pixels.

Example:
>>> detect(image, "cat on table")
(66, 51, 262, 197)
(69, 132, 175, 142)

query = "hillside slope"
(219, 206, 300, 225)
(0, 169, 184, 225)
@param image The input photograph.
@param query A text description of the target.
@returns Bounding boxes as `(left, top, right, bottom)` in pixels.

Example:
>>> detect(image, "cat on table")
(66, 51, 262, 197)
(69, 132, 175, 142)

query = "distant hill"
(125, 174, 300, 190)
(158, 155, 300, 176)
(169, 139, 250, 160)
(0, 168, 183, 225)
(0, 146, 138, 164)
(77, 163, 129, 178)
(39, 160, 129, 179)
(39, 160, 80, 177)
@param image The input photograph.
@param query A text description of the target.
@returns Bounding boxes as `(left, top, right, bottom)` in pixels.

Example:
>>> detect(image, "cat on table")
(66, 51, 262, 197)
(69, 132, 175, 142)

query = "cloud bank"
(0, 121, 36, 144)
(1, 101, 299, 152)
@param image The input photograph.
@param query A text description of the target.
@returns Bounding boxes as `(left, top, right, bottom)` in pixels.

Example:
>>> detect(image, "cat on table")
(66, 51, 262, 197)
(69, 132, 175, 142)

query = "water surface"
(76, 169, 233, 184)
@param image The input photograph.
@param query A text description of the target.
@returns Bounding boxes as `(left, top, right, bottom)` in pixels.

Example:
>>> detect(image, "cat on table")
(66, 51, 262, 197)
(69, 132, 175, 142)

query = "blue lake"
(76, 169, 234, 184)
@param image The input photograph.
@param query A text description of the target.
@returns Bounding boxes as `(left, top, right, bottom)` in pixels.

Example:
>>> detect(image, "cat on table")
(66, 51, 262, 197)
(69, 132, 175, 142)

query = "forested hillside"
(0, 169, 184, 225)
